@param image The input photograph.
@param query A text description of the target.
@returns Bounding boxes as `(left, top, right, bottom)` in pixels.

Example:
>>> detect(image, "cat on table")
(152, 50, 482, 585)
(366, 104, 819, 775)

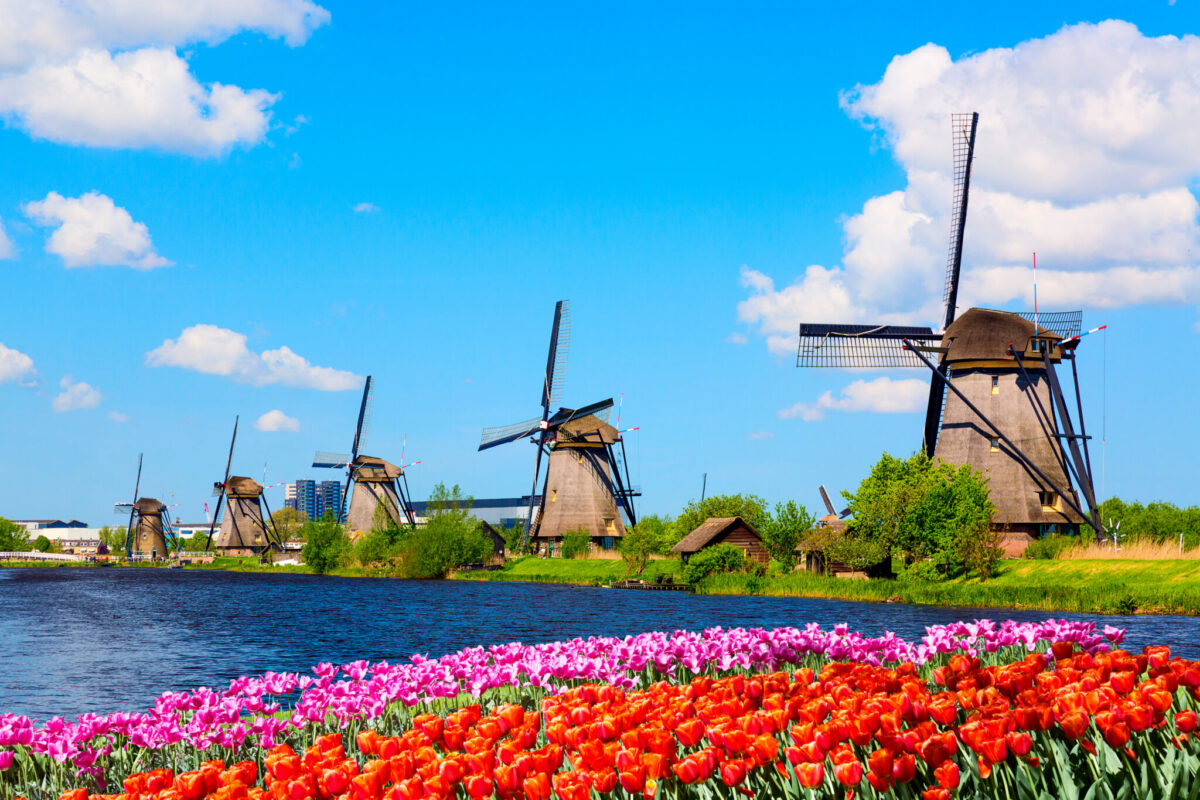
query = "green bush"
(354, 530, 400, 566)
(301, 514, 351, 574)
(33, 535, 52, 552)
(620, 515, 673, 575)
(560, 529, 591, 559)
(683, 543, 746, 584)
(0, 517, 31, 552)
(1024, 533, 1078, 560)
(400, 483, 490, 578)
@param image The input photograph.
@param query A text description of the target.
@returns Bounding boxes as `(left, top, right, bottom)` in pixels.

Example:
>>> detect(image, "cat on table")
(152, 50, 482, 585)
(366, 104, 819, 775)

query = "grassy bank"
(451, 555, 683, 586)
(456, 556, 1200, 615)
(698, 558, 1200, 615)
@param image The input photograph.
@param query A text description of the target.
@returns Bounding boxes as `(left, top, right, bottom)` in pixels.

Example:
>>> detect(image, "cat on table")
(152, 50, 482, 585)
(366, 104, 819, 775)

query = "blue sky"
(1, 1, 1197, 525)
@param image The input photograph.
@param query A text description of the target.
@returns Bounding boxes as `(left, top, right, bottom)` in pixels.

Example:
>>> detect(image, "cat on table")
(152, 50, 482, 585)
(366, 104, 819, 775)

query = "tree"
(271, 507, 309, 541)
(672, 494, 770, 545)
(500, 522, 526, 555)
(0, 517, 31, 552)
(301, 513, 351, 574)
(620, 515, 673, 575)
(97, 525, 128, 554)
(33, 535, 52, 552)
(400, 483, 490, 578)
(761, 501, 815, 570)
(842, 452, 996, 579)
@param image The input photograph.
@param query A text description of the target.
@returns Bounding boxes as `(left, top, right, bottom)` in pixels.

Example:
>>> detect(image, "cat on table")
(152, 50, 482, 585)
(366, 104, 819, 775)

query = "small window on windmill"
(605, 518, 615, 532)
(551, 489, 557, 503)
(989, 437, 1000, 453)
(991, 375, 999, 395)
(1040, 491, 1060, 511)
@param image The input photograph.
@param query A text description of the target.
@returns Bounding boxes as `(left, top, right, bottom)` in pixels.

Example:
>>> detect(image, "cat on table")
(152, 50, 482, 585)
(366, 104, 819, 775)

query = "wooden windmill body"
(313, 377, 418, 533)
(131, 497, 168, 558)
(345, 456, 411, 533)
(535, 414, 628, 543)
(934, 309, 1085, 552)
(479, 301, 639, 552)
(213, 476, 272, 555)
(206, 418, 284, 556)
(795, 113, 1103, 554)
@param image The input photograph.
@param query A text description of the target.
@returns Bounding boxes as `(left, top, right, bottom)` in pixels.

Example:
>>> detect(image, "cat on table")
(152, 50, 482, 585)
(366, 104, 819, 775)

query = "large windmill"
(795, 113, 1103, 553)
(313, 376, 417, 532)
(205, 417, 284, 555)
(479, 300, 639, 552)
(114, 454, 174, 560)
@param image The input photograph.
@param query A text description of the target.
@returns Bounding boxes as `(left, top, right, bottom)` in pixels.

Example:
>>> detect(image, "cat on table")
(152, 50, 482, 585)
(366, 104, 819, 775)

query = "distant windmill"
(817, 485, 851, 528)
(205, 417, 284, 555)
(795, 113, 1103, 552)
(114, 454, 172, 559)
(479, 300, 639, 551)
(313, 376, 417, 532)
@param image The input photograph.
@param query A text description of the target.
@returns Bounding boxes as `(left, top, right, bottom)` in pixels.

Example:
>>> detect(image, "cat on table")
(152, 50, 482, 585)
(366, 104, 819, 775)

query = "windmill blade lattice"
(543, 300, 570, 412)
(797, 323, 941, 369)
(479, 417, 544, 450)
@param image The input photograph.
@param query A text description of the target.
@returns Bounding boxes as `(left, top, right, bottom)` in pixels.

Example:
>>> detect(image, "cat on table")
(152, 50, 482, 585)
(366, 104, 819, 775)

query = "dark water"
(2, 567, 1198, 721)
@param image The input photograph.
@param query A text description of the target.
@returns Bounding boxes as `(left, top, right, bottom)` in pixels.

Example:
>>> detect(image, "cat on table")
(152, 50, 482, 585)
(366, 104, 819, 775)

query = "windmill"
(114, 454, 171, 560)
(205, 417, 284, 555)
(313, 376, 417, 532)
(479, 300, 639, 552)
(794, 113, 1103, 552)
(817, 485, 851, 528)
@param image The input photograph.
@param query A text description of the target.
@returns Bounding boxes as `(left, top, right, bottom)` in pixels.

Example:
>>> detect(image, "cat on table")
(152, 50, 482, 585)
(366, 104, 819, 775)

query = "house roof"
(671, 516, 760, 554)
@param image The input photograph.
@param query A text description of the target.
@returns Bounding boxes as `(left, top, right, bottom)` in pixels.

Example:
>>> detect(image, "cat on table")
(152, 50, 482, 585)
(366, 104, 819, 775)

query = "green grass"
(699, 559, 1200, 615)
(451, 555, 682, 586)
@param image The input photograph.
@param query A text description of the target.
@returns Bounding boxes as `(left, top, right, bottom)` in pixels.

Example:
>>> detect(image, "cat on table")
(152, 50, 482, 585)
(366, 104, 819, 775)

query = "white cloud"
(0, 0, 328, 154)
(779, 377, 928, 422)
(746, 430, 774, 440)
(0, 342, 36, 386)
(0, 219, 13, 259)
(353, 202, 379, 214)
(726, 332, 748, 345)
(254, 409, 300, 432)
(24, 191, 171, 269)
(740, 21, 1200, 354)
(107, 411, 129, 422)
(52, 375, 102, 412)
(146, 324, 361, 390)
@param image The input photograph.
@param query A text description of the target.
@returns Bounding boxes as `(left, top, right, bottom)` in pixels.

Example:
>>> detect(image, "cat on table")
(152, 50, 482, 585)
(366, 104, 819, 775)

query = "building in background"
(284, 479, 342, 521)
(12, 519, 88, 533)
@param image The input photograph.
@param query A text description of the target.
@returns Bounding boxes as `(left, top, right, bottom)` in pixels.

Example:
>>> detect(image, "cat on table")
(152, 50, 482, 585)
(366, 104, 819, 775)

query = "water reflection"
(1, 567, 1195, 720)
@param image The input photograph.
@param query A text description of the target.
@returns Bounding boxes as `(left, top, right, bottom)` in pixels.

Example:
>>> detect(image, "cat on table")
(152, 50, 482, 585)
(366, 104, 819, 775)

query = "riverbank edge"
(7, 557, 1199, 616)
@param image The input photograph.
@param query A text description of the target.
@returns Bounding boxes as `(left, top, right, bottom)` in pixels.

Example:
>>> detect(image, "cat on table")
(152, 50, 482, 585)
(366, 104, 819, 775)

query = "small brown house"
(671, 516, 768, 565)
(479, 521, 507, 566)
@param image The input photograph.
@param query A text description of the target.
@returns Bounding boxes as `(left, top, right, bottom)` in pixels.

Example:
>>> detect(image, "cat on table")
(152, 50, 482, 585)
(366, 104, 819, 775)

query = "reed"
(1058, 539, 1200, 560)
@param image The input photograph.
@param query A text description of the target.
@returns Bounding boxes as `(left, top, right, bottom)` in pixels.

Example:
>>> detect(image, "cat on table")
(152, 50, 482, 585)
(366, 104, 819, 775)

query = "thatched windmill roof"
(225, 476, 263, 496)
(556, 414, 619, 445)
(943, 308, 1061, 363)
(134, 497, 164, 515)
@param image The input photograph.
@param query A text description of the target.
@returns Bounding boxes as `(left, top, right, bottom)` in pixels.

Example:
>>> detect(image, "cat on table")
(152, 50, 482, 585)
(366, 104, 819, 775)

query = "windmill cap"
(134, 497, 165, 514)
(354, 455, 403, 479)
(557, 414, 619, 444)
(943, 308, 1061, 363)
(225, 476, 264, 496)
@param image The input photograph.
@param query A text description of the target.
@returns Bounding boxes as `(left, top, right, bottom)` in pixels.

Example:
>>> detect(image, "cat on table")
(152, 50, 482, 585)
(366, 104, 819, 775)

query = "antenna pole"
(1033, 252, 1038, 334)
(700, 473, 707, 503)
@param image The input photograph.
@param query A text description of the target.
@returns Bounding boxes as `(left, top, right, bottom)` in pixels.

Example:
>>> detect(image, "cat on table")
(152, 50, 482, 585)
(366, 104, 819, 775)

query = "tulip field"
(2, 620, 1200, 800)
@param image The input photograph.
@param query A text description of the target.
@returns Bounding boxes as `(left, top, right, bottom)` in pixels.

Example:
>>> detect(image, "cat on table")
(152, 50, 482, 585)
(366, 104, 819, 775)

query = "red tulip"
(794, 762, 824, 789)
(934, 761, 960, 790)
(1176, 710, 1199, 733)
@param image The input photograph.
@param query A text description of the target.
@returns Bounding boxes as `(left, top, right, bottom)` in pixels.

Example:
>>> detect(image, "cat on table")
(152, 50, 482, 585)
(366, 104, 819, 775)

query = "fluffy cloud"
(52, 375, 102, 412)
(254, 409, 300, 432)
(353, 202, 379, 213)
(779, 377, 928, 422)
(0, 49, 277, 155)
(0, 219, 13, 259)
(0, 0, 329, 154)
(24, 191, 171, 269)
(108, 411, 129, 422)
(739, 21, 1200, 357)
(146, 324, 361, 390)
(746, 430, 774, 440)
(0, 342, 36, 386)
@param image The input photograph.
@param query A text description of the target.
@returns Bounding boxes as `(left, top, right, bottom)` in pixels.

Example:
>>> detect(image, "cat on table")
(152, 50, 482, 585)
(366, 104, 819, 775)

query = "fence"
(0, 551, 84, 562)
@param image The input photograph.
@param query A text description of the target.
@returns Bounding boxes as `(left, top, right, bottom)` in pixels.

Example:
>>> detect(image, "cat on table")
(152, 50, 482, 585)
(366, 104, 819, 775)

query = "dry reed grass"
(1058, 540, 1200, 560)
